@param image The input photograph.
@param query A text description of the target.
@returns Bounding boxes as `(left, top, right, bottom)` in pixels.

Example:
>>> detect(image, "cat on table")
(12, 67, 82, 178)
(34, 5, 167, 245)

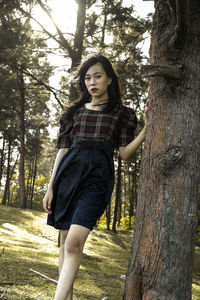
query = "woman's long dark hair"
(65, 54, 122, 119)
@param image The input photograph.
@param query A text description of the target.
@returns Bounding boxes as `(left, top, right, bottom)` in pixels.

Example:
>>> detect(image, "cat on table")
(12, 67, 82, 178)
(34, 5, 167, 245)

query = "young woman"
(43, 54, 147, 300)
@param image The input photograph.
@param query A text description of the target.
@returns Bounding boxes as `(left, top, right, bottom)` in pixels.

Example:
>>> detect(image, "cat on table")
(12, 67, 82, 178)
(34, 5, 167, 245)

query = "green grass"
(0, 206, 200, 299)
(0, 206, 132, 299)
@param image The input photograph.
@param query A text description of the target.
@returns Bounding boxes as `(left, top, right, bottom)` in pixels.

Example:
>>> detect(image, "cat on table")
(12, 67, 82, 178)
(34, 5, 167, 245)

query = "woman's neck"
(90, 99, 108, 106)
(85, 98, 108, 111)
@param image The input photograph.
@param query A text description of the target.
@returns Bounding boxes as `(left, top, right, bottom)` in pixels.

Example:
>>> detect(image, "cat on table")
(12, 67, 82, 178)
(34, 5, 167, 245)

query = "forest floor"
(0, 205, 200, 300)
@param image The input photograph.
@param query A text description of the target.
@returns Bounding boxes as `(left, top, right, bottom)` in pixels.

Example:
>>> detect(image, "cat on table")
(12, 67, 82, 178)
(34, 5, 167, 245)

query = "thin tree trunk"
(117, 180, 122, 227)
(128, 170, 133, 230)
(101, 3, 107, 46)
(2, 139, 11, 205)
(17, 69, 26, 209)
(0, 133, 5, 190)
(26, 159, 33, 205)
(132, 154, 137, 215)
(7, 154, 19, 206)
(112, 155, 121, 232)
(124, 1, 200, 299)
(123, 169, 127, 217)
(106, 201, 111, 231)
(30, 155, 37, 209)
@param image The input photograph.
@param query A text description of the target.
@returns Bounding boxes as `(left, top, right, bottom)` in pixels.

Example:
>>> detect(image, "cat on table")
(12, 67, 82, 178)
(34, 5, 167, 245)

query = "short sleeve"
(56, 112, 73, 149)
(117, 106, 137, 147)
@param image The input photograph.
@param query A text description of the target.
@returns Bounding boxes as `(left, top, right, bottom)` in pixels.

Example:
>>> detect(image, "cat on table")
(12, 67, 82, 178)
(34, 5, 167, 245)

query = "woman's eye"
(85, 77, 90, 81)
(96, 75, 101, 79)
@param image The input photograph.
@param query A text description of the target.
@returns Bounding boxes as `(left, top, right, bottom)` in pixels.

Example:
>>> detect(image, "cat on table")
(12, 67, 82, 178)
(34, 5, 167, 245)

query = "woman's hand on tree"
(43, 188, 53, 214)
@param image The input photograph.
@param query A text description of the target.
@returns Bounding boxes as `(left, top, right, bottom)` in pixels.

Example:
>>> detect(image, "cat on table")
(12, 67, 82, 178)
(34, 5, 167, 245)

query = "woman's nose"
(90, 77, 96, 85)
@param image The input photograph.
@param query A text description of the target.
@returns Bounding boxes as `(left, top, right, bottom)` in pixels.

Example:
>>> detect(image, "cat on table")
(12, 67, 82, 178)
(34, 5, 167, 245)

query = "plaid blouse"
(56, 105, 137, 149)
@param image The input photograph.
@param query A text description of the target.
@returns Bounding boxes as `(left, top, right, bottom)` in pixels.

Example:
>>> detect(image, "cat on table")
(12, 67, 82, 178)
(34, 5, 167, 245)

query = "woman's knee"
(65, 236, 83, 255)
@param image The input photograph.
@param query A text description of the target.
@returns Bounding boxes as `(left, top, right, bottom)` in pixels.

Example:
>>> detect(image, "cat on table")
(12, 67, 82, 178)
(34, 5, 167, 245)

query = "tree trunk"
(30, 155, 37, 209)
(112, 155, 121, 232)
(123, 169, 127, 217)
(17, 69, 26, 209)
(128, 170, 133, 229)
(26, 159, 33, 205)
(7, 154, 19, 206)
(2, 139, 11, 205)
(106, 201, 111, 231)
(124, 1, 200, 299)
(0, 133, 5, 190)
(132, 154, 138, 214)
(101, 2, 107, 46)
(117, 181, 122, 227)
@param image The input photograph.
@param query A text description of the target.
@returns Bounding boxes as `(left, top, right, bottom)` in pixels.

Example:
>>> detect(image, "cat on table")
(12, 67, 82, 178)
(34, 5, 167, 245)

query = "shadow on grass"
(0, 247, 58, 299)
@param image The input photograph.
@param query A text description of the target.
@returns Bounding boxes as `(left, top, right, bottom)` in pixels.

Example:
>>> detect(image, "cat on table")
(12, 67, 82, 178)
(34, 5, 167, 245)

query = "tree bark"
(124, 1, 200, 299)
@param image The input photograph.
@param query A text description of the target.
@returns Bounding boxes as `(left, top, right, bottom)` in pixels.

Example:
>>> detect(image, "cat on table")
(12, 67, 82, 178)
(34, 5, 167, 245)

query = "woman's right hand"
(43, 188, 53, 214)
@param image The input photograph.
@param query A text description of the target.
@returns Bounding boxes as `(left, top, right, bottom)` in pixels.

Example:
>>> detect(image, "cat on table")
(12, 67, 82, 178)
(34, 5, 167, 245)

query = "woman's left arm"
(119, 101, 149, 161)
(119, 126, 146, 160)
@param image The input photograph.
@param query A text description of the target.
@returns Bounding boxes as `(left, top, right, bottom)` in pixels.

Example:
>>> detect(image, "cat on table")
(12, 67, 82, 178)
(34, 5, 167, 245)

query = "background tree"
(124, 0, 200, 298)
(0, 1, 52, 208)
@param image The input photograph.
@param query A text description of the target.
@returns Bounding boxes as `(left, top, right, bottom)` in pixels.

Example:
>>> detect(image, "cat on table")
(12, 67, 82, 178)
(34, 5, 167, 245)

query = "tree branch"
(36, 0, 74, 57)
(30, 268, 58, 284)
(141, 64, 182, 79)
(7, 63, 66, 108)
(22, 69, 66, 108)
(18, 7, 62, 46)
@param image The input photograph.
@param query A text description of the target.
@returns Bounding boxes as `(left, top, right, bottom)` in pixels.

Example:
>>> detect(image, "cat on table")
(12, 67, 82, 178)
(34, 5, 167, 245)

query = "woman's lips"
(91, 88, 98, 92)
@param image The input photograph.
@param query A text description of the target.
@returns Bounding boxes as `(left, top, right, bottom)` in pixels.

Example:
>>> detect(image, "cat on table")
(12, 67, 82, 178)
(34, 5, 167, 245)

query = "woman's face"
(84, 63, 112, 101)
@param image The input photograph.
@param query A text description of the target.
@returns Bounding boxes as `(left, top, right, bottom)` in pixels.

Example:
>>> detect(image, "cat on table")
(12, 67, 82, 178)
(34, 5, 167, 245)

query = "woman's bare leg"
(54, 224, 90, 300)
(59, 230, 68, 273)
(59, 230, 73, 300)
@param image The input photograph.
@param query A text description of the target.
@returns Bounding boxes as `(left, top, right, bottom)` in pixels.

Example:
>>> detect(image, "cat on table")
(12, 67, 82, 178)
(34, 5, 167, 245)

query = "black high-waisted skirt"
(47, 139, 115, 231)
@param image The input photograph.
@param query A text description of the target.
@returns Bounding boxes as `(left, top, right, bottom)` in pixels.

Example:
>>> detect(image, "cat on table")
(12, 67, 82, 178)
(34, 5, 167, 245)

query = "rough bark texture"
(124, 0, 200, 299)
